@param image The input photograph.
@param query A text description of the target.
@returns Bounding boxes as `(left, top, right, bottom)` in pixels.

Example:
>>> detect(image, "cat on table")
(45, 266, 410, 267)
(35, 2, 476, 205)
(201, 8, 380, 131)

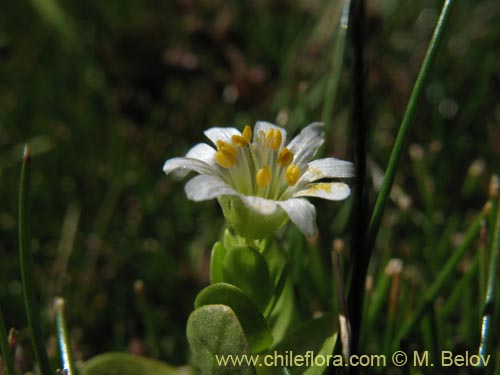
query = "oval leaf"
(194, 283, 273, 353)
(222, 246, 272, 312)
(210, 241, 228, 283)
(81, 352, 189, 375)
(187, 304, 256, 374)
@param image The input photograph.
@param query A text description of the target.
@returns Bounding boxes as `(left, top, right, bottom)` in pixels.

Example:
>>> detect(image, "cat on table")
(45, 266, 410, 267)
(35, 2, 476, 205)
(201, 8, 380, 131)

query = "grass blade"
(55, 298, 76, 375)
(366, 0, 456, 251)
(19, 145, 53, 375)
(392, 205, 487, 350)
(321, 0, 351, 130)
(478, 177, 500, 370)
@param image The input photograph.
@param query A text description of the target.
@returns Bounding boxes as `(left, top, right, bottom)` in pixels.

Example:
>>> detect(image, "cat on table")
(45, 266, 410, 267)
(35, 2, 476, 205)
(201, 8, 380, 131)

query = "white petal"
(163, 157, 215, 178)
(185, 143, 217, 166)
(300, 158, 355, 182)
(184, 175, 239, 201)
(276, 198, 318, 238)
(286, 122, 325, 166)
(294, 182, 351, 201)
(240, 195, 280, 216)
(204, 127, 241, 146)
(254, 121, 287, 149)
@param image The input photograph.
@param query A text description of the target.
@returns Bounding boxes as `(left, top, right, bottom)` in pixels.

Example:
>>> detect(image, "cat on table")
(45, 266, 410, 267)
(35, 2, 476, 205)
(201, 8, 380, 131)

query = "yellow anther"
(272, 129, 282, 151)
(217, 140, 237, 158)
(265, 128, 281, 151)
(215, 148, 237, 168)
(231, 134, 249, 147)
(256, 166, 272, 188)
(285, 164, 301, 186)
(278, 147, 294, 167)
(242, 125, 252, 142)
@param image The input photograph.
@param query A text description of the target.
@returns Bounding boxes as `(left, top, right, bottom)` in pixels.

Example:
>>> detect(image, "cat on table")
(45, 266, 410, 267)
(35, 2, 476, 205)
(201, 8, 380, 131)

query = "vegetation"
(0, 0, 498, 374)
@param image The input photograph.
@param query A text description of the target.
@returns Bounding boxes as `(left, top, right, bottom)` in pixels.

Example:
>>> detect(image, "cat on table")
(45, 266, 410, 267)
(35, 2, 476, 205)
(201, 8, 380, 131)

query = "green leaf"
(222, 246, 272, 312)
(187, 305, 256, 375)
(266, 278, 299, 344)
(303, 333, 337, 375)
(223, 228, 239, 251)
(272, 313, 337, 373)
(195, 283, 273, 353)
(210, 242, 228, 284)
(261, 238, 288, 289)
(81, 352, 189, 375)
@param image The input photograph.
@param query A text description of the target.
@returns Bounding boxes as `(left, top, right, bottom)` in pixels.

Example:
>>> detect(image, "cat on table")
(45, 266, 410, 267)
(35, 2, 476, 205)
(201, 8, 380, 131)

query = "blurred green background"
(0, 0, 499, 370)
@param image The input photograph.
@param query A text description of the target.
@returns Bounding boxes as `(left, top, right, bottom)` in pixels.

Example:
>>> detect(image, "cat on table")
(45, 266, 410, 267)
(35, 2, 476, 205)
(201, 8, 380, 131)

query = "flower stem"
(54, 298, 76, 375)
(0, 306, 17, 375)
(19, 145, 53, 375)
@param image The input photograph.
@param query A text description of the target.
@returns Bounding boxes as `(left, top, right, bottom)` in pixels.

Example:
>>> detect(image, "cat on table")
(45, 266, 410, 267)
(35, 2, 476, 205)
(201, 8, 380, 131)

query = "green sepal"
(194, 283, 273, 353)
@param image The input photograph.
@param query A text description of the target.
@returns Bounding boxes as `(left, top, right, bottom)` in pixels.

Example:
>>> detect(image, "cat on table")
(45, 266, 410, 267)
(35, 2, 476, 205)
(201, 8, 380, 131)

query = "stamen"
(256, 166, 272, 188)
(272, 129, 282, 151)
(264, 128, 282, 150)
(285, 164, 301, 186)
(217, 141, 237, 158)
(231, 134, 249, 147)
(215, 140, 238, 168)
(278, 147, 294, 167)
(242, 125, 252, 142)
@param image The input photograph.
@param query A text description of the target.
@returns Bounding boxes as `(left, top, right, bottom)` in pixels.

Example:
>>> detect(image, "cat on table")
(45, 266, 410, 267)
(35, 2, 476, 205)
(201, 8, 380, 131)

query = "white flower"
(163, 121, 354, 239)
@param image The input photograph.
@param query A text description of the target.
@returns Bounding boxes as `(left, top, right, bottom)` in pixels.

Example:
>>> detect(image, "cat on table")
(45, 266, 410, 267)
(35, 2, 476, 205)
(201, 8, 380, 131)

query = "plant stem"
(54, 298, 76, 375)
(19, 145, 53, 375)
(0, 306, 17, 375)
(391, 207, 486, 350)
(349, 0, 456, 353)
(478, 192, 500, 369)
(346, 0, 369, 355)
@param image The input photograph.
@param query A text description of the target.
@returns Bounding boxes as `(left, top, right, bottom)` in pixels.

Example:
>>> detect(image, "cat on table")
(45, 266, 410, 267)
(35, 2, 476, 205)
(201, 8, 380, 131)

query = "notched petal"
(286, 122, 325, 166)
(240, 195, 280, 215)
(163, 157, 215, 178)
(277, 198, 318, 238)
(294, 182, 351, 201)
(185, 143, 217, 165)
(300, 158, 355, 182)
(185, 175, 238, 201)
(204, 127, 241, 147)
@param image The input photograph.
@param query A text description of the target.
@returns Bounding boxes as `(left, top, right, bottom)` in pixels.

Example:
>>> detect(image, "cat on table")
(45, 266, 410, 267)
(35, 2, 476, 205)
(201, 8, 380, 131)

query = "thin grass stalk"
(19, 145, 53, 375)
(391, 207, 486, 350)
(478, 190, 500, 370)
(0, 306, 17, 375)
(321, 0, 351, 131)
(54, 298, 76, 375)
(365, 0, 455, 250)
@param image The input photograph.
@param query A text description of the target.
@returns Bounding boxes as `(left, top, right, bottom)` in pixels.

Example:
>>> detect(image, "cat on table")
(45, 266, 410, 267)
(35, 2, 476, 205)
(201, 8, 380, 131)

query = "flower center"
(214, 125, 301, 199)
